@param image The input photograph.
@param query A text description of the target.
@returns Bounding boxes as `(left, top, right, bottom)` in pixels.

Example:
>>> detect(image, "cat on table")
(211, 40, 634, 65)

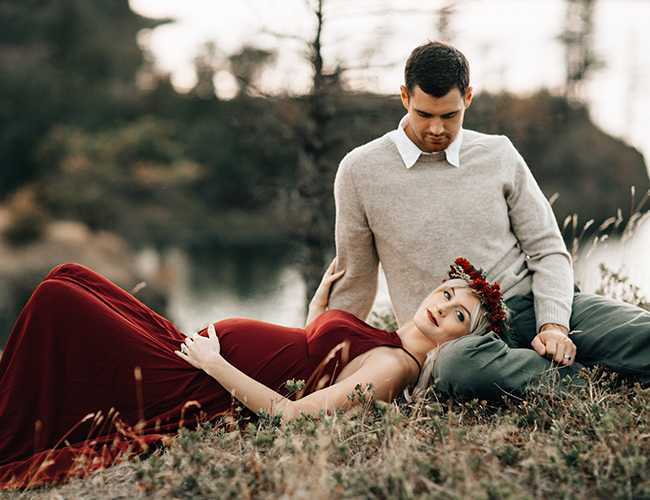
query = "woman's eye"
(444, 291, 451, 300)
(456, 311, 465, 322)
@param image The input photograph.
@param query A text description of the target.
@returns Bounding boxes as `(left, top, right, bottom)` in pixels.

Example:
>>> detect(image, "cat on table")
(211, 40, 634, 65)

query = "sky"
(129, 0, 650, 167)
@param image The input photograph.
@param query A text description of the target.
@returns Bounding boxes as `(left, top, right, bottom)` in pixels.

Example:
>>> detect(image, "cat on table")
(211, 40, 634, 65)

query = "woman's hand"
(176, 324, 222, 371)
(306, 258, 346, 325)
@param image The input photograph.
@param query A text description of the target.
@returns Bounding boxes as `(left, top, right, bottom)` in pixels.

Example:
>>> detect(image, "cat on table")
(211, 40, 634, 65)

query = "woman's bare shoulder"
(334, 345, 414, 386)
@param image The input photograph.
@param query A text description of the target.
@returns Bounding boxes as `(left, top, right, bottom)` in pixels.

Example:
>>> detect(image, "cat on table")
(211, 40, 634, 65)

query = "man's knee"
(431, 333, 584, 401)
(433, 333, 510, 401)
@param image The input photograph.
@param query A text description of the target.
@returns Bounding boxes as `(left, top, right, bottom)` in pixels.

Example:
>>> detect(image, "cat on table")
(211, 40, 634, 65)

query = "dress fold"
(0, 263, 402, 488)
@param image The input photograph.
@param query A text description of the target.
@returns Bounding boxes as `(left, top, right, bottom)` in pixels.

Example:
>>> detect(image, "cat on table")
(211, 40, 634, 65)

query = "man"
(328, 41, 650, 401)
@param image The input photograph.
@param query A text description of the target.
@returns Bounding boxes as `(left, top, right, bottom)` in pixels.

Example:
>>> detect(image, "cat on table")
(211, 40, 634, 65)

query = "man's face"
(400, 85, 473, 153)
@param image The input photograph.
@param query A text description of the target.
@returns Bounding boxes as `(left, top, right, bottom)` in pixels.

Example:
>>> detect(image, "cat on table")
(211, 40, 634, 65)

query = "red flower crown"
(447, 258, 507, 336)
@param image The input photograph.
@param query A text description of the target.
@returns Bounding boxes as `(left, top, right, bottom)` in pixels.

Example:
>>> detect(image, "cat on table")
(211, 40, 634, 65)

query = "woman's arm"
(176, 326, 410, 421)
(305, 258, 345, 325)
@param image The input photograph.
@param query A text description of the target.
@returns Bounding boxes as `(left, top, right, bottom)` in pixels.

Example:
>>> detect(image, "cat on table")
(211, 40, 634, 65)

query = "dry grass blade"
(4, 365, 650, 500)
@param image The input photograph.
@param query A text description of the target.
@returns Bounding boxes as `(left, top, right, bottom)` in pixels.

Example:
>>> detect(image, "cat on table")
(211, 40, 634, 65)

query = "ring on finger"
(564, 354, 571, 360)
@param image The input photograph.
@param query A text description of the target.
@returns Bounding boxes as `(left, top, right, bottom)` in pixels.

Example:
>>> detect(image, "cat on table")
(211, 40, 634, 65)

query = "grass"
(3, 370, 650, 500)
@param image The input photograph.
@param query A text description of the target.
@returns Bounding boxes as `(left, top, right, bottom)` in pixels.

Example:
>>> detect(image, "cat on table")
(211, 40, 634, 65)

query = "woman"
(0, 257, 505, 488)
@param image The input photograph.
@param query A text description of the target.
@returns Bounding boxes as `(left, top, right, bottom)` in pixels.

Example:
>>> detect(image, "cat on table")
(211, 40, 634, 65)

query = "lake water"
(143, 244, 392, 334)
(131, 244, 300, 333)
(161, 245, 309, 333)
(155, 217, 650, 334)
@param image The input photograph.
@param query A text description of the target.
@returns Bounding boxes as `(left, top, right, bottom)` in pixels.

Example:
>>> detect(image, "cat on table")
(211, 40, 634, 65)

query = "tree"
(229, 45, 277, 98)
(435, 0, 461, 43)
(262, 0, 405, 303)
(0, 0, 166, 195)
(288, 0, 346, 302)
(559, 0, 603, 101)
(191, 42, 221, 100)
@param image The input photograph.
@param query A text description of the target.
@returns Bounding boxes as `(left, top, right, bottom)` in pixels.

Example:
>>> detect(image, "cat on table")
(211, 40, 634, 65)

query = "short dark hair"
(404, 41, 470, 98)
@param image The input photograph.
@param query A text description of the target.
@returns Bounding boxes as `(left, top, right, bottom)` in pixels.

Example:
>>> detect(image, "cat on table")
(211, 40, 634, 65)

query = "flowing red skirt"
(0, 263, 314, 488)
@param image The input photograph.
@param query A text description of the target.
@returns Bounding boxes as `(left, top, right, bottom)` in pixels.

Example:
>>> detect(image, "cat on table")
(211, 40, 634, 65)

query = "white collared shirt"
(389, 114, 463, 169)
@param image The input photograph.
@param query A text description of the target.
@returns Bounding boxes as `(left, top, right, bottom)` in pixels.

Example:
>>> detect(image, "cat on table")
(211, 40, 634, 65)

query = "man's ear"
(400, 85, 410, 110)
(464, 86, 473, 109)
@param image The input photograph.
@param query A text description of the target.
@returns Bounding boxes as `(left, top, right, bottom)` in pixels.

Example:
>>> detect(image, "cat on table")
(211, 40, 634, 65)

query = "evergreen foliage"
(1, 0, 647, 253)
(0, 0, 165, 194)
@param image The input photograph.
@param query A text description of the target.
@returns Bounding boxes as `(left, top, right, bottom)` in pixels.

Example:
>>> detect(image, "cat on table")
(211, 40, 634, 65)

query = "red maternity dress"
(0, 263, 405, 488)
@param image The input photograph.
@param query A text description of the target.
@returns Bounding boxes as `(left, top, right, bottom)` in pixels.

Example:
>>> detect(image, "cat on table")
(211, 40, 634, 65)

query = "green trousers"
(432, 291, 650, 401)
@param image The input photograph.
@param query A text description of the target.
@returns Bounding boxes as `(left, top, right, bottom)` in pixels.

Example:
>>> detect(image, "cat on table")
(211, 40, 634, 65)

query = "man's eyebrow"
(449, 288, 473, 320)
(413, 107, 462, 117)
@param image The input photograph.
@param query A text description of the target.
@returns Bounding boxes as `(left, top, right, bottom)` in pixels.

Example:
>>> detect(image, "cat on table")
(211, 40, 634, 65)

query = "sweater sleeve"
(501, 139, 574, 331)
(327, 157, 379, 321)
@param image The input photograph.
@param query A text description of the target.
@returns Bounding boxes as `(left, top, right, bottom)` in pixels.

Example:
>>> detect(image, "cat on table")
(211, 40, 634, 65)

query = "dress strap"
(401, 347, 422, 373)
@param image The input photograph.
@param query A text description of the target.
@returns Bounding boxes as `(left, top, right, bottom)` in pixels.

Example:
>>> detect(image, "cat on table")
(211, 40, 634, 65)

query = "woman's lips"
(427, 309, 438, 326)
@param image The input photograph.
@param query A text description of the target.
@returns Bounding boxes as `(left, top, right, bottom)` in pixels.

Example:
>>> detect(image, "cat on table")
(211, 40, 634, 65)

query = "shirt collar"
(390, 114, 463, 169)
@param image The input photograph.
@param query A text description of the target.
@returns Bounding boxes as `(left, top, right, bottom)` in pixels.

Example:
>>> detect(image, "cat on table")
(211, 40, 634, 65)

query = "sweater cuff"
(534, 303, 571, 332)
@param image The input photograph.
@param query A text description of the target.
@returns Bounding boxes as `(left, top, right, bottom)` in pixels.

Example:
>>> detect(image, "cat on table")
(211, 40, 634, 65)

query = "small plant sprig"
(283, 378, 306, 394)
(368, 309, 399, 332)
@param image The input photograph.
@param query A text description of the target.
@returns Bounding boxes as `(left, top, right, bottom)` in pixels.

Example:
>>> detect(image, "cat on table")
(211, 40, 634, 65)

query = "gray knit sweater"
(328, 128, 574, 330)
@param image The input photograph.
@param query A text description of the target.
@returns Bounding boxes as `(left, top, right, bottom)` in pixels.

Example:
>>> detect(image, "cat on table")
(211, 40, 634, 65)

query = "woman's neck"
(396, 320, 437, 367)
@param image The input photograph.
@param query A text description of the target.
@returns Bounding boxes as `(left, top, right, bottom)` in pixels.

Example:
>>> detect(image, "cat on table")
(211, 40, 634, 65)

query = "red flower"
(448, 258, 508, 337)
(473, 281, 489, 294)
(470, 270, 482, 281)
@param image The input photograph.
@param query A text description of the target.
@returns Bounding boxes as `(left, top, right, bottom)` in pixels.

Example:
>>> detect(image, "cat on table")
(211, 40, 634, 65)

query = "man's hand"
(531, 323, 576, 366)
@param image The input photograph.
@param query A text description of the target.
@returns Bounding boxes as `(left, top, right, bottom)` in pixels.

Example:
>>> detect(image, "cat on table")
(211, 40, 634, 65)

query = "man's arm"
(327, 158, 380, 321)
(503, 140, 576, 364)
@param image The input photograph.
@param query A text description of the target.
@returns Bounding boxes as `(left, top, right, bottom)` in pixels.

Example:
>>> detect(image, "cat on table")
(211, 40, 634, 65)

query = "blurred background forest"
(0, 0, 648, 346)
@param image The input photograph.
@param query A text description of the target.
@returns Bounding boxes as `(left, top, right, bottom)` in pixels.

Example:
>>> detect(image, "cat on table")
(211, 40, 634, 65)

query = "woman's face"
(413, 286, 480, 344)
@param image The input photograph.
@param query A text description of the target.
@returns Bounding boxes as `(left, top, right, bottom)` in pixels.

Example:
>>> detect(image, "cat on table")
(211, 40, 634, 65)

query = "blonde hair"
(404, 278, 495, 401)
